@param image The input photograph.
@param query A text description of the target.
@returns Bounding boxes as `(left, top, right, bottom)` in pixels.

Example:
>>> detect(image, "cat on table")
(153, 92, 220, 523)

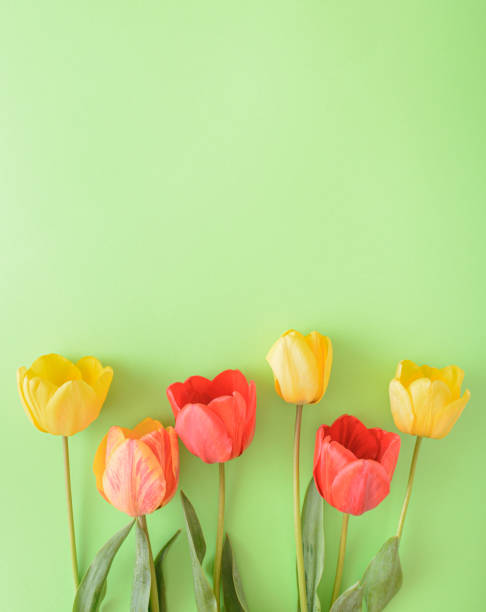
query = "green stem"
(397, 436, 423, 539)
(213, 462, 225, 611)
(293, 404, 308, 612)
(139, 515, 159, 612)
(331, 513, 349, 605)
(62, 436, 79, 589)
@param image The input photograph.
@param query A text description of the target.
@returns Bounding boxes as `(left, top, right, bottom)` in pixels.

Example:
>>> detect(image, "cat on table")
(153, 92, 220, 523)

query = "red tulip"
(313, 414, 400, 516)
(166, 369, 256, 464)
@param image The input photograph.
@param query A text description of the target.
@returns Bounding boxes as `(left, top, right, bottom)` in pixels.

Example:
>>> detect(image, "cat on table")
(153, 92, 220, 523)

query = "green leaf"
(330, 582, 363, 611)
(73, 519, 135, 612)
(151, 529, 181, 612)
(131, 520, 151, 612)
(301, 477, 324, 612)
(361, 536, 402, 612)
(180, 491, 217, 612)
(221, 535, 248, 612)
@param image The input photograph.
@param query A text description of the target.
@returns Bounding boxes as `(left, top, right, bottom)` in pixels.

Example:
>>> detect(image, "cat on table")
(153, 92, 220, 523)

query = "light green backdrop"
(1, 1, 485, 611)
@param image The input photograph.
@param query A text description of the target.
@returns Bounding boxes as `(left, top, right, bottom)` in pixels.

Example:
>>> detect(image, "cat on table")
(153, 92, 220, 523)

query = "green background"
(1, 1, 485, 610)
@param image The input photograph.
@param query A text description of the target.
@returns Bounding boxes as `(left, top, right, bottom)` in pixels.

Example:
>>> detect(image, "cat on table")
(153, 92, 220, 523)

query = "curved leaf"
(222, 535, 248, 612)
(180, 491, 217, 612)
(301, 478, 324, 612)
(73, 519, 135, 612)
(330, 582, 363, 611)
(151, 530, 181, 612)
(361, 537, 402, 612)
(131, 520, 151, 612)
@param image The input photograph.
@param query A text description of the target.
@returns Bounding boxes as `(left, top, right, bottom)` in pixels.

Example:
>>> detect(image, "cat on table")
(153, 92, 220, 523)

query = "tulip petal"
(93, 433, 109, 498)
(242, 380, 257, 451)
(133, 417, 164, 438)
(430, 389, 471, 438)
(44, 380, 100, 436)
(24, 376, 58, 432)
(389, 380, 415, 435)
(331, 459, 390, 515)
(266, 330, 320, 404)
(167, 376, 212, 416)
(370, 429, 401, 479)
(313, 431, 356, 502)
(103, 439, 165, 516)
(329, 414, 379, 460)
(17, 367, 47, 432)
(438, 365, 464, 399)
(305, 332, 333, 403)
(175, 403, 233, 463)
(408, 378, 452, 437)
(77, 356, 114, 404)
(211, 369, 250, 403)
(207, 393, 247, 458)
(27, 353, 81, 386)
(165, 427, 180, 503)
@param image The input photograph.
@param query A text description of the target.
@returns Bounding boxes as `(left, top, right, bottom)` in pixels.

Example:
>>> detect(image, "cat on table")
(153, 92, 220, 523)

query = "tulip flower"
(93, 418, 178, 612)
(166, 369, 256, 464)
(266, 329, 332, 612)
(93, 418, 179, 516)
(16, 353, 113, 590)
(167, 369, 256, 611)
(313, 414, 400, 604)
(389, 360, 470, 541)
(17, 353, 113, 436)
(389, 359, 470, 439)
(313, 414, 400, 515)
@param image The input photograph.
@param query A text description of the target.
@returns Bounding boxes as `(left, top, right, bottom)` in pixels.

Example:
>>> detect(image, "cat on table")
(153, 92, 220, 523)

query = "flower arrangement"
(16, 334, 471, 612)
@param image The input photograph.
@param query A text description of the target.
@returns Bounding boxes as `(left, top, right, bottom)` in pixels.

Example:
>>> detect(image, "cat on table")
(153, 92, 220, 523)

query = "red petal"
(329, 414, 379, 460)
(369, 428, 401, 479)
(166, 376, 213, 416)
(241, 380, 256, 451)
(210, 369, 251, 402)
(331, 459, 390, 515)
(313, 427, 356, 503)
(175, 403, 233, 463)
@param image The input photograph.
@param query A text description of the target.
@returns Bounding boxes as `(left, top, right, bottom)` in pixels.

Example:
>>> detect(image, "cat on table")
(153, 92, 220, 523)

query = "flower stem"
(293, 404, 308, 612)
(62, 436, 79, 589)
(331, 513, 349, 605)
(139, 515, 159, 612)
(397, 436, 423, 539)
(213, 462, 225, 610)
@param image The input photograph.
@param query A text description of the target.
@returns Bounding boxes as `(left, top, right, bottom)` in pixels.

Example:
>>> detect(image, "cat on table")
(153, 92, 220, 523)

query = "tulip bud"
(266, 330, 332, 405)
(17, 353, 113, 436)
(389, 360, 471, 439)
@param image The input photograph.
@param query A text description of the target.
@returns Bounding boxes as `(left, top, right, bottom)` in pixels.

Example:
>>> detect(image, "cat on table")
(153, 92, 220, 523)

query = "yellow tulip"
(17, 353, 113, 436)
(266, 329, 333, 405)
(389, 359, 470, 439)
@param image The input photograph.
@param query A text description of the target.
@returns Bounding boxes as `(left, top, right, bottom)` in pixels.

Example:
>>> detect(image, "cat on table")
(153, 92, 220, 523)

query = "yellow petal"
(93, 433, 108, 497)
(408, 378, 452, 437)
(17, 367, 46, 432)
(389, 379, 414, 434)
(44, 380, 100, 436)
(305, 332, 333, 403)
(266, 330, 320, 404)
(27, 354, 81, 387)
(132, 418, 164, 438)
(395, 360, 421, 385)
(76, 356, 113, 404)
(430, 389, 471, 438)
(437, 365, 464, 400)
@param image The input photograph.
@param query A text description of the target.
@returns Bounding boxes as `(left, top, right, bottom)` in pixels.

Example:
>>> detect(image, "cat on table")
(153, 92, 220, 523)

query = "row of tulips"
(17, 329, 471, 612)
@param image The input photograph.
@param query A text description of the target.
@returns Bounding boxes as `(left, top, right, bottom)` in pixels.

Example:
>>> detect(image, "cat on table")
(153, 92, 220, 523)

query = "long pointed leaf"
(302, 477, 324, 612)
(222, 535, 248, 612)
(330, 582, 363, 611)
(73, 519, 135, 612)
(180, 491, 217, 612)
(361, 537, 402, 612)
(131, 520, 151, 612)
(151, 530, 181, 612)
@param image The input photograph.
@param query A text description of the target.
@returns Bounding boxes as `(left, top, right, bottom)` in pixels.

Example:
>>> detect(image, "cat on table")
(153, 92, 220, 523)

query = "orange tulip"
(93, 418, 179, 517)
